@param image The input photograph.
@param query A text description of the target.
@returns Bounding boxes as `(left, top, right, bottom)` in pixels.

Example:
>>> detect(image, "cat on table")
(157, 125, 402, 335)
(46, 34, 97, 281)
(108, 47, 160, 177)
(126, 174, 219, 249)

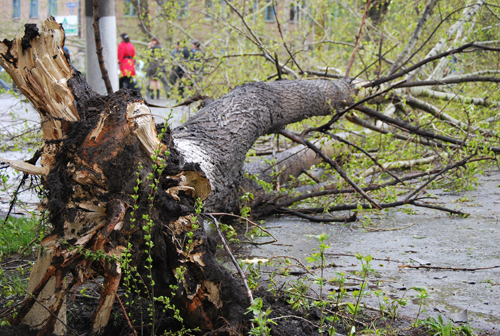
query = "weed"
(240, 260, 262, 290)
(420, 314, 477, 336)
(328, 271, 347, 313)
(285, 277, 311, 313)
(306, 233, 337, 335)
(412, 286, 429, 322)
(347, 254, 373, 335)
(0, 215, 40, 257)
(247, 297, 277, 336)
(0, 265, 29, 297)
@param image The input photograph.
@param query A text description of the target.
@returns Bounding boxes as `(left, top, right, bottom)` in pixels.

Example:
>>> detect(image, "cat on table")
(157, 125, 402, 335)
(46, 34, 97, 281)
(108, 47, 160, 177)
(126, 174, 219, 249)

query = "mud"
(236, 170, 500, 333)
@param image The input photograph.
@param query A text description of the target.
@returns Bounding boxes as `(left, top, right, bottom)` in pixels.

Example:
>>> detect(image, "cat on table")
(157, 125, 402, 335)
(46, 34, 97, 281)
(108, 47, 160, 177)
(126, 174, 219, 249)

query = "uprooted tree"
(1, 0, 500, 333)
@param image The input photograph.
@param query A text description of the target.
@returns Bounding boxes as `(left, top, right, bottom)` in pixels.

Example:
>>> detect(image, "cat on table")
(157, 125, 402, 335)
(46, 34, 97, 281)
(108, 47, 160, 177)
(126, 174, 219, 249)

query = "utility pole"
(85, 0, 118, 94)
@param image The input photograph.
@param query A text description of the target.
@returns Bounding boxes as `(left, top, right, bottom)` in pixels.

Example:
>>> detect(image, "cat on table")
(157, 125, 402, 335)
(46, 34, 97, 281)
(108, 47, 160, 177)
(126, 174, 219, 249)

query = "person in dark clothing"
(189, 40, 205, 85)
(168, 41, 190, 98)
(146, 37, 164, 99)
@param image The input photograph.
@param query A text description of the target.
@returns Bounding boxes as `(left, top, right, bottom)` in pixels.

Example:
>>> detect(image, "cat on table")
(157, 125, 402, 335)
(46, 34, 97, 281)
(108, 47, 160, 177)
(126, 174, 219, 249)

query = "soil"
(1, 238, 499, 336)
(0, 281, 497, 336)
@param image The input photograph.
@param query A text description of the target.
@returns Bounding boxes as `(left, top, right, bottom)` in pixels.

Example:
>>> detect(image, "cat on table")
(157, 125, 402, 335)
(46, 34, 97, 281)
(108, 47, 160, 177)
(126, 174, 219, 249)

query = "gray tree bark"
(173, 79, 355, 212)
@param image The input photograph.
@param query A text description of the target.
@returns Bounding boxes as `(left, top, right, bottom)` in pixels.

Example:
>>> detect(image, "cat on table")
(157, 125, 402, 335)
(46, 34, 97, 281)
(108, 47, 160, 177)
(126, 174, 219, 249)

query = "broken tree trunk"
(0, 18, 359, 335)
(0, 19, 251, 335)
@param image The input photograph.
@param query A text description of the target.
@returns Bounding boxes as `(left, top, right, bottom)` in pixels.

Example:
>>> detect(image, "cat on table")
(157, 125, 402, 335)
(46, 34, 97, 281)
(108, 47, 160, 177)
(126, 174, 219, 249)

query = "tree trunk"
(0, 19, 357, 335)
(0, 20, 250, 335)
(173, 79, 355, 213)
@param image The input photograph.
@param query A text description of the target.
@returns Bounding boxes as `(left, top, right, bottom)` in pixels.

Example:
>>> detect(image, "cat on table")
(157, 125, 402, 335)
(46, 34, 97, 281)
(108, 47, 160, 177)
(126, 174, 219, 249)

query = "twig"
(115, 293, 138, 336)
(208, 212, 278, 243)
(277, 208, 357, 223)
(364, 222, 416, 232)
(222, 0, 299, 79)
(267, 256, 314, 275)
(398, 264, 500, 271)
(324, 308, 367, 327)
(207, 215, 253, 303)
(2, 263, 30, 270)
(271, 315, 319, 328)
(20, 234, 40, 255)
(300, 168, 320, 184)
(354, 42, 400, 81)
(2, 173, 27, 226)
(397, 76, 500, 87)
(273, 0, 303, 74)
(293, 199, 468, 217)
(93, 0, 113, 95)
(0, 299, 25, 318)
(2, 150, 40, 226)
(377, 33, 384, 80)
(388, 0, 439, 76)
(257, 169, 442, 216)
(325, 131, 404, 184)
(274, 52, 283, 80)
(411, 201, 469, 216)
(369, 43, 500, 88)
(345, 0, 373, 78)
(403, 154, 475, 202)
(355, 105, 500, 153)
(6, 275, 79, 335)
(345, 114, 456, 151)
(324, 253, 404, 264)
(279, 129, 382, 210)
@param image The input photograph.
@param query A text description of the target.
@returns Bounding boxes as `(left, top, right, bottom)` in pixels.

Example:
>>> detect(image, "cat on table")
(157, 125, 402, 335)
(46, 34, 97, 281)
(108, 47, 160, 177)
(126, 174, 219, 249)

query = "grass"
(0, 215, 40, 258)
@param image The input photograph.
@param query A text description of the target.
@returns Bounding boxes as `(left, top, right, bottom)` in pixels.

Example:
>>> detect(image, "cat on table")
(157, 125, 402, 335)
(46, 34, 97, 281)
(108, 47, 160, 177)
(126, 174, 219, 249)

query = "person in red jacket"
(118, 33, 136, 89)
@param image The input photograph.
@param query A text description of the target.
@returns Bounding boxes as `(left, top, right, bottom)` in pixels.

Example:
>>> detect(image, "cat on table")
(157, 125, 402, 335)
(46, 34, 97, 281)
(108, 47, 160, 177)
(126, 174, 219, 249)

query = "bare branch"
(345, 0, 373, 78)
(413, 87, 500, 107)
(256, 170, 442, 217)
(207, 215, 254, 303)
(345, 114, 457, 151)
(273, 0, 304, 74)
(370, 42, 500, 87)
(289, 199, 468, 216)
(355, 105, 500, 153)
(222, 0, 300, 79)
(445, 69, 500, 79)
(277, 208, 357, 223)
(279, 129, 382, 210)
(398, 75, 500, 87)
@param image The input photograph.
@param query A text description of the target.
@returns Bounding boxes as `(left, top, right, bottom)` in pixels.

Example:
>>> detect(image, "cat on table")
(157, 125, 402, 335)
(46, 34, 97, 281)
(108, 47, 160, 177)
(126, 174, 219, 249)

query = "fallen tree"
(1, 2, 499, 333)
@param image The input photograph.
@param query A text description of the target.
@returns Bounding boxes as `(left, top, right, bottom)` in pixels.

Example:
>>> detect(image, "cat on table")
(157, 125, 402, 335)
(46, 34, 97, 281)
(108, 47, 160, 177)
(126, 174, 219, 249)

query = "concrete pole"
(85, 0, 118, 94)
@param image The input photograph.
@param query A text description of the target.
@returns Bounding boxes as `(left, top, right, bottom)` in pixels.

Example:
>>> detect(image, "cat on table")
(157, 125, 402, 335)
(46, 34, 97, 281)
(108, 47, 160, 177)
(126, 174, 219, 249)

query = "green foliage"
(247, 297, 277, 336)
(412, 286, 429, 322)
(420, 315, 477, 336)
(240, 260, 262, 291)
(347, 254, 374, 335)
(0, 215, 41, 257)
(0, 264, 30, 298)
